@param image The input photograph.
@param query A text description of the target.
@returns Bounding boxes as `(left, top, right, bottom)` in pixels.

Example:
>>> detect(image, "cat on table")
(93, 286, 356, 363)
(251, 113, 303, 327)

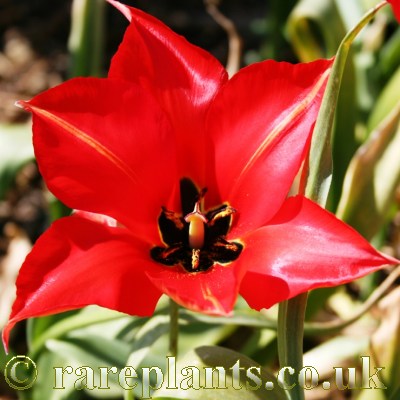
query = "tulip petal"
(2, 215, 162, 351)
(146, 263, 242, 315)
(206, 59, 333, 236)
(108, 1, 228, 185)
(21, 77, 177, 243)
(106, 0, 132, 21)
(238, 196, 398, 310)
(388, 0, 400, 22)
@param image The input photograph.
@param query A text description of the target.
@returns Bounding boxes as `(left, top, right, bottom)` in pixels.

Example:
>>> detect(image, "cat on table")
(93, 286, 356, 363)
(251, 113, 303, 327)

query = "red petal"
(108, 2, 228, 185)
(21, 77, 177, 243)
(146, 263, 242, 315)
(238, 196, 398, 310)
(388, 0, 400, 22)
(206, 59, 333, 236)
(2, 215, 162, 351)
(72, 210, 118, 227)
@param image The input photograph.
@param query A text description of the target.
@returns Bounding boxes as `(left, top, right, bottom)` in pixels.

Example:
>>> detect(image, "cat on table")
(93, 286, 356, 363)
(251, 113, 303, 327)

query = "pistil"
(184, 201, 208, 249)
(151, 177, 243, 273)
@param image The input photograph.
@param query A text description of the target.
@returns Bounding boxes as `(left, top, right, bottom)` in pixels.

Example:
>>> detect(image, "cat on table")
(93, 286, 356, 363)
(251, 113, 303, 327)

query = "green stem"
(278, 6, 390, 400)
(181, 265, 400, 335)
(278, 294, 308, 400)
(68, 0, 106, 77)
(169, 299, 179, 358)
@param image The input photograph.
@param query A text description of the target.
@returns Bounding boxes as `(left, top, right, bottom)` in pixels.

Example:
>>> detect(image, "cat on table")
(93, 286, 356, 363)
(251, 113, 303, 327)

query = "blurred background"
(0, 0, 399, 399)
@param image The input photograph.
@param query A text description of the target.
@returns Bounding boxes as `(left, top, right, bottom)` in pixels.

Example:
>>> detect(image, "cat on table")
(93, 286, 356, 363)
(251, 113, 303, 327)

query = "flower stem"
(277, 4, 390, 400)
(68, 0, 105, 78)
(169, 299, 180, 358)
(278, 293, 308, 400)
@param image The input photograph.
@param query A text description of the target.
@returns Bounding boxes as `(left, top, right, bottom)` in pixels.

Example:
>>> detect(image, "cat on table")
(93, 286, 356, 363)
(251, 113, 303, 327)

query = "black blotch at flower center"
(150, 178, 243, 273)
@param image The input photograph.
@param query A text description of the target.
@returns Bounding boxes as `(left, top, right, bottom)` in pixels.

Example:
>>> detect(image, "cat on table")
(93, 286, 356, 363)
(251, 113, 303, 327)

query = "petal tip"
(2, 323, 12, 354)
(15, 100, 28, 110)
(106, 0, 132, 22)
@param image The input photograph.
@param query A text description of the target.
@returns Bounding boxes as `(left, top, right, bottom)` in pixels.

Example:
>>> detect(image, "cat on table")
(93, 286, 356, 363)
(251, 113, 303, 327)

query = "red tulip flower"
(2, 0, 398, 350)
(388, 0, 400, 22)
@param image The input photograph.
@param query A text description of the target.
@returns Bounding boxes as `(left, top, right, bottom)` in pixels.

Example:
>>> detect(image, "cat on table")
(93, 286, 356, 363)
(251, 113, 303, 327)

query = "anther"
(191, 249, 201, 270)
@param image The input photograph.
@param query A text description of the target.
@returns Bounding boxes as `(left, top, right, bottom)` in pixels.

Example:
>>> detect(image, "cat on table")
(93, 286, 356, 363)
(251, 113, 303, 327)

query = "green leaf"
(258, 0, 297, 61)
(368, 66, 400, 132)
(287, 0, 359, 209)
(152, 346, 287, 400)
(239, 329, 277, 365)
(305, 287, 337, 320)
(336, 102, 400, 239)
(303, 2, 386, 207)
(45, 338, 125, 398)
(29, 306, 130, 359)
(0, 350, 16, 375)
(124, 310, 239, 400)
(125, 316, 170, 370)
(379, 28, 400, 79)
(27, 310, 80, 350)
(123, 316, 170, 400)
(64, 334, 131, 368)
(180, 308, 277, 330)
(303, 335, 369, 379)
(287, 0, 346, 60)
(0, 122, 34, 199)
(32, 351, 82, 400)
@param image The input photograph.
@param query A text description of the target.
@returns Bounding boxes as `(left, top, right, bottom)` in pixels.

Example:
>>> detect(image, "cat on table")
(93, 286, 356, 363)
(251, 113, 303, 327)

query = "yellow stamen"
(191, 249, 201, 270)
(184, 202, 207, 249)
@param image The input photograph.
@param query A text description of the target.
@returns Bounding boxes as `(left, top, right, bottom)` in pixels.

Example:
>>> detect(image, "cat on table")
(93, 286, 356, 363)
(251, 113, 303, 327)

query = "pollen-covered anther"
(151, 178, 243, 272)
(191, 249, 201, 270)
(184, 201, 208, 249)
(209, 206, 236, 226)
(161, 206, 184, 229)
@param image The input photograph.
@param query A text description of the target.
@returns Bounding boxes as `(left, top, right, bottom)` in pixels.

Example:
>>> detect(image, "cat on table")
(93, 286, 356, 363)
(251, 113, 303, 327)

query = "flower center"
(150, 178, 243, 273)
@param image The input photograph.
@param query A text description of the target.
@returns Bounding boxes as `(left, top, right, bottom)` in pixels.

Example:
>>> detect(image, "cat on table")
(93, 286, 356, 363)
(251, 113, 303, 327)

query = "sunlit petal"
(206, 59, 333, 236)
(239, 196, 397, 310)
(108, 1, 228, 185)
(3, 215, 162, 351)
(21, 77, 178, 243)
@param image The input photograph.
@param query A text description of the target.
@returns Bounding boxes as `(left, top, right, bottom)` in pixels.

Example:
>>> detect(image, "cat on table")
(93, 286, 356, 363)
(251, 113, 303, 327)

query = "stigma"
(184, 201, 207, 249)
